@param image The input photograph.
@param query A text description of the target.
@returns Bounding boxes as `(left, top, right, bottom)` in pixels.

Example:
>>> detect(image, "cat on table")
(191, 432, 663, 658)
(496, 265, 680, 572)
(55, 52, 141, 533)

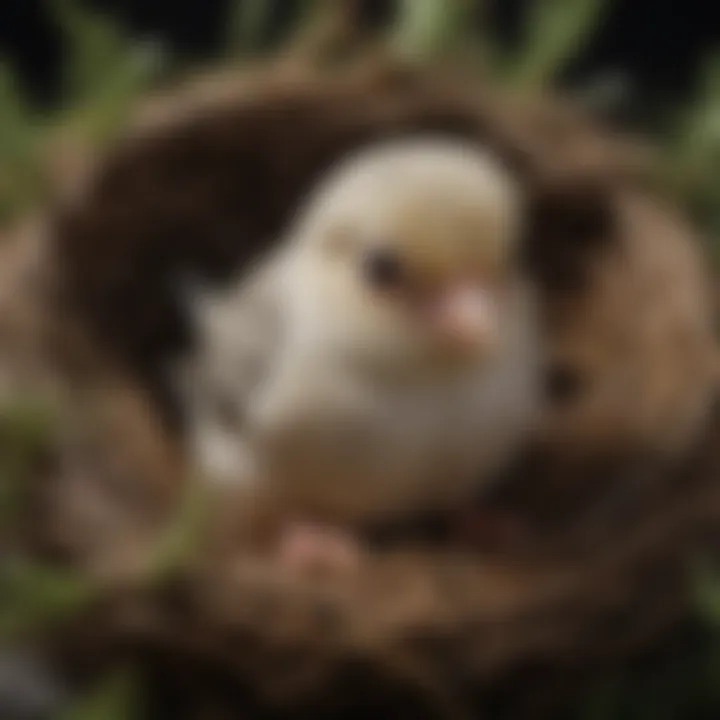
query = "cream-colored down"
(177, 137, 543, 525)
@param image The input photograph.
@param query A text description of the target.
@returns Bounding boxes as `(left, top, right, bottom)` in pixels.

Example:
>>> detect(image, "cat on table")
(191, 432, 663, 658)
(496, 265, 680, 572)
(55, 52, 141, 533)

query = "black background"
(0, 0, 718, 115)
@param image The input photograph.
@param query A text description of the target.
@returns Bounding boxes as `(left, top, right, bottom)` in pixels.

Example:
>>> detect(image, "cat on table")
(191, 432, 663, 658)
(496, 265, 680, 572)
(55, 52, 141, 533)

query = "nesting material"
(2, 60, 717, 717)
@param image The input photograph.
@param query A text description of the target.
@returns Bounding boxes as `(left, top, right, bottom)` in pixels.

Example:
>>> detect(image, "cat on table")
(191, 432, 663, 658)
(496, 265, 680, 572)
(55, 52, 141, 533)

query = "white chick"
(177, 137, 542, 570)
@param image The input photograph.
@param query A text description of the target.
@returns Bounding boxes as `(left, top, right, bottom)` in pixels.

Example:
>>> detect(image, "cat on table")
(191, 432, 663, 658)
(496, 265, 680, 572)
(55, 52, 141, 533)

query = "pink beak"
(425, 283, 497, 352)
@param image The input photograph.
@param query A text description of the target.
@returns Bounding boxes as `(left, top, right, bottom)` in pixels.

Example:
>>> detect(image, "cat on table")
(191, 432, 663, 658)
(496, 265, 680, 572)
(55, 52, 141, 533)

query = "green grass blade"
(226, 0, 275, 57)
(0, 63, 43, 223)
(59, 669, 139, 720)
(507, 0, 610, 89)
(391, 0, 477, 61)
(51, 0, 166, 144)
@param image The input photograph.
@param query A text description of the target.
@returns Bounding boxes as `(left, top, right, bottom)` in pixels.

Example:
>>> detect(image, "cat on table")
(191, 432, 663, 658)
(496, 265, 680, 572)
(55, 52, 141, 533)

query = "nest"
(4, 60, 720, 718)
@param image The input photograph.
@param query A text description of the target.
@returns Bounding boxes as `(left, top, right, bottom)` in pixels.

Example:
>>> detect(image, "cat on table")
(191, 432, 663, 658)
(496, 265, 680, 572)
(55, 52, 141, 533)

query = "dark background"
(0, 0, 718, 116)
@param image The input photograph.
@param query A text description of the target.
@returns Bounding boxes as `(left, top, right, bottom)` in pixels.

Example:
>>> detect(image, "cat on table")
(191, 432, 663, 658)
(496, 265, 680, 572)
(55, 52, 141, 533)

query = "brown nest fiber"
(7, 60, 720, 717)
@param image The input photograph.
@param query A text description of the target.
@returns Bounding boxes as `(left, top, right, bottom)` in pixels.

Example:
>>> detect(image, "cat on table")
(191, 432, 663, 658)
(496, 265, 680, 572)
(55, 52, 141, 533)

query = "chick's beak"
(424, 282, 497, 352)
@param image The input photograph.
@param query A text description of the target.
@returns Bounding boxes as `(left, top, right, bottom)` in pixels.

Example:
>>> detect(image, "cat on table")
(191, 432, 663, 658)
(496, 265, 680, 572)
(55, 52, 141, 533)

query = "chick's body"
(180, 138, 542, 528)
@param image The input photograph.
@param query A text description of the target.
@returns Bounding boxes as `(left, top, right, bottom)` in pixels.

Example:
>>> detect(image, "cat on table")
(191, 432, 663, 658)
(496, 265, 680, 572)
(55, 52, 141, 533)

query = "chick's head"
(286, 138, 528, 373)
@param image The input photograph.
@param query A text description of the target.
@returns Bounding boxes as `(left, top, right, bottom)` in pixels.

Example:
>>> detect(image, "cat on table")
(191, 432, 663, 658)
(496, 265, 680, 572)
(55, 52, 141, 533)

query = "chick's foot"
(276, 520, 363, 577)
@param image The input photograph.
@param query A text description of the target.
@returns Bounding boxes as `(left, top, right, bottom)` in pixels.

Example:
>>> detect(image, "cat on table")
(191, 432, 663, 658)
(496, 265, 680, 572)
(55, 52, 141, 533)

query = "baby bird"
(178, 137, 542, 570)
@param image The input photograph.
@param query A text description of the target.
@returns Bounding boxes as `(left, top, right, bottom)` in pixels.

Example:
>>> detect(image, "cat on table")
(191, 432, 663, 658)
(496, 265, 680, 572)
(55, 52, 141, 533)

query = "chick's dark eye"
(363, 248, 403, 289)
